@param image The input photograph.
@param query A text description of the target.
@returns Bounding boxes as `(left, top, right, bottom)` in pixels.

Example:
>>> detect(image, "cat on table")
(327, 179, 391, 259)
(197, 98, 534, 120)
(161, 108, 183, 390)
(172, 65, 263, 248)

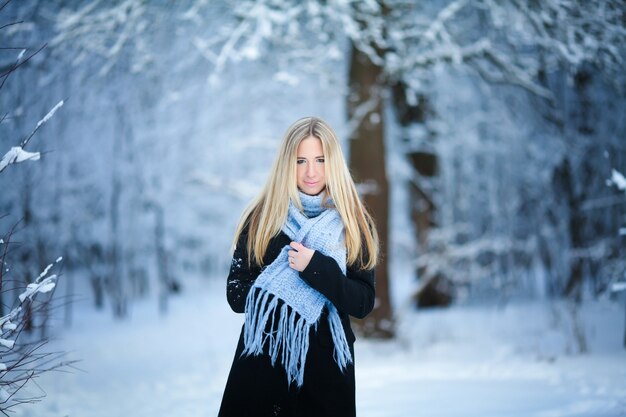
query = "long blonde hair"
(233, 117, 379, 269)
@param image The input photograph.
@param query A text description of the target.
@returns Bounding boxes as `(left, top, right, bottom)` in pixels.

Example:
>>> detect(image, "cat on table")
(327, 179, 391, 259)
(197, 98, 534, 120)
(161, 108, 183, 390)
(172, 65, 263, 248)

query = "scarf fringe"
(242, 287, 311, 387)
(327, 303, 353, 370)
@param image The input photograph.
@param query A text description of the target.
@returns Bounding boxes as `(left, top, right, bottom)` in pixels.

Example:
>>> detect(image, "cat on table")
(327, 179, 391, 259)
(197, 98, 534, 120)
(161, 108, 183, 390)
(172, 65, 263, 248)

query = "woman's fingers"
(290, 241, 303, 251)
(288, 242, 314, 271)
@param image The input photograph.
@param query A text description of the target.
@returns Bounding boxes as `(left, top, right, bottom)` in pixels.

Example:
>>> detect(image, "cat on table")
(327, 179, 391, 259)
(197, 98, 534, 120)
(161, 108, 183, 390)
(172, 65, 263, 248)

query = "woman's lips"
(304, 181, 318, 186)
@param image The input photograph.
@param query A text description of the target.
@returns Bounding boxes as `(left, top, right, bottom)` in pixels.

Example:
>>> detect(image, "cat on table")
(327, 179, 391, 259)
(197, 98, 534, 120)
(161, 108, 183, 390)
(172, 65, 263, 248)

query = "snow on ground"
(13, 278, 626, 417)
(357, 301, 626, 417)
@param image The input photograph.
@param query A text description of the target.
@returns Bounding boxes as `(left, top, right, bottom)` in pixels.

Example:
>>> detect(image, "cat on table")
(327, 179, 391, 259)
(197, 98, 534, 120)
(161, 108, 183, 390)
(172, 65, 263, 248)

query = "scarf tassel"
(242, 287, 311, 387)
(327, 303, 353, 370)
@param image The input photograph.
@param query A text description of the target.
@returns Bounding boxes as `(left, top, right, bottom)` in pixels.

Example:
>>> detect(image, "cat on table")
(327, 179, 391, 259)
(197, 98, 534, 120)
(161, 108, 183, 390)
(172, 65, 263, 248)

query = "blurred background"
(1, 1, 625, 416)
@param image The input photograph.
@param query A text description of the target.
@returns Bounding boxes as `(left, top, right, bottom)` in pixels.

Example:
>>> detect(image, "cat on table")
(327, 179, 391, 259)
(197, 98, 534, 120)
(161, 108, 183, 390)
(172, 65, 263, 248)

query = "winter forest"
(1, 0, 625, 416)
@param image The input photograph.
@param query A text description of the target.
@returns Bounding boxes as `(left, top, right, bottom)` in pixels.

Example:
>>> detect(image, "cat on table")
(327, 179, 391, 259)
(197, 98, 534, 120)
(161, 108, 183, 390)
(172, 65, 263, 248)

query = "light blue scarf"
(242, 191, 352, 387)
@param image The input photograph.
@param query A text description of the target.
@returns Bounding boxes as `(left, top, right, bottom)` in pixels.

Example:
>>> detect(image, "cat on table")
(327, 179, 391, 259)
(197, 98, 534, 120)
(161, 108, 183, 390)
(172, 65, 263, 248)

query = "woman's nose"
(307, 163, 316, 177)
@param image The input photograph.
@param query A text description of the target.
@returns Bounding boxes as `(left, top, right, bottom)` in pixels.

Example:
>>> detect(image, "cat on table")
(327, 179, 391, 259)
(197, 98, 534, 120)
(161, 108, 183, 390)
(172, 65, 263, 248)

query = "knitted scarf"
(241, 191, 351, 387)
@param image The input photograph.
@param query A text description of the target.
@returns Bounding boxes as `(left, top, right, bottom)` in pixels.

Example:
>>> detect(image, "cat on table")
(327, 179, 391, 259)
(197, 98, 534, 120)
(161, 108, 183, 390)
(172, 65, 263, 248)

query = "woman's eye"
(317, 158, 325, 163)
(297, 159, 306, 165)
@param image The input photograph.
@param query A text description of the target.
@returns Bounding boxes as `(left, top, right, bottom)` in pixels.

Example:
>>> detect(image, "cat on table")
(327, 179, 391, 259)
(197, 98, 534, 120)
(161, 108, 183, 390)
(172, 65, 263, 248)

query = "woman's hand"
(288, 242, 315, 272)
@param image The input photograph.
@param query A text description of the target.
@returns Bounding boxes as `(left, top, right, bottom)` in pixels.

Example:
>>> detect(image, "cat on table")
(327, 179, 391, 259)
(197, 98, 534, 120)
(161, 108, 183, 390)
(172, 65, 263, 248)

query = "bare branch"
(0, 43, 47, 97)
(20, 100, 64, 149)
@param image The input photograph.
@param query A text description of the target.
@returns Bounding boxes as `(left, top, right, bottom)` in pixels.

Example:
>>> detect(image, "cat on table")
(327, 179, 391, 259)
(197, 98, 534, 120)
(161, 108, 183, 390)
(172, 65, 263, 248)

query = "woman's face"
(296, 136, 326, 196)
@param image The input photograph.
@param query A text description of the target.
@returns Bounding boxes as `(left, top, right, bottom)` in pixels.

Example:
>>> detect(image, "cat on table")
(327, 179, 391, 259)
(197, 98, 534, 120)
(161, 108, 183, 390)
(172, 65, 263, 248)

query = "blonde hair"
(232, 117, 379, 270)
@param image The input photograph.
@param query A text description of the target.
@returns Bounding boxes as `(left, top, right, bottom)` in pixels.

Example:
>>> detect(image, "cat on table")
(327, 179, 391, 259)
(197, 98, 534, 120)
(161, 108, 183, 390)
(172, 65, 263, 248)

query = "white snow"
(2, 322, 16, 331)
(18, 276, 56, 303)
(13, 279, 626, 417)
(0, 308, 20, 329)
(610, 169, 626, 191)
(36, 263, 56, 282)
(35, 100, 64, 130)
(0, 146, 41, 173)
(0, 338, 15, 349)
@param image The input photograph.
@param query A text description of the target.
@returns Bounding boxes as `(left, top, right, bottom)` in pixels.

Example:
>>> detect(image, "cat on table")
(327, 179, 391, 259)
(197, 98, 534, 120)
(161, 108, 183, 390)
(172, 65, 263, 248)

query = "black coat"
(218, 226, 376, 417)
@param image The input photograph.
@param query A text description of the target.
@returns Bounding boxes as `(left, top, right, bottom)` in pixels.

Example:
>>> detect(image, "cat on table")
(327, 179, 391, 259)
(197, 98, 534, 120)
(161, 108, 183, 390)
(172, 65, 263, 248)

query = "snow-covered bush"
(0, 4, 72, 412)
(0, 245, 67, 411)
(0, 143, 71, 413)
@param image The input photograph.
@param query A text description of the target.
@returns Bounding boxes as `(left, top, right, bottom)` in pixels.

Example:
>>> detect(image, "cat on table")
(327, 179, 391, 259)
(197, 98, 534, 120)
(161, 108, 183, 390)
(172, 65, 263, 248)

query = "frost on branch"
(189, 0, 625, 98)
(18, 276, 57, 303)
(51, 1, 152, 76)
(33, 100, 64, 132)
(0, 147, 40, 174)
(2, 258, 61, 346)
(0, 99, 64, 174)
(0, 256, 67, 412)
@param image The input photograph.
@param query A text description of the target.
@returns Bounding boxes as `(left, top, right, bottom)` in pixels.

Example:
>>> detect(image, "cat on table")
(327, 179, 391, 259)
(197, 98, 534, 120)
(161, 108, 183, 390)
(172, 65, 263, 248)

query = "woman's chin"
(298, 186, 326, 196)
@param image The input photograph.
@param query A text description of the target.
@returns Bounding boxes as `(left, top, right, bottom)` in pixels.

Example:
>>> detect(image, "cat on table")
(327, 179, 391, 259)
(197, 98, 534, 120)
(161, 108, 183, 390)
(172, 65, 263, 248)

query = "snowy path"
(14, 280, 626, 417)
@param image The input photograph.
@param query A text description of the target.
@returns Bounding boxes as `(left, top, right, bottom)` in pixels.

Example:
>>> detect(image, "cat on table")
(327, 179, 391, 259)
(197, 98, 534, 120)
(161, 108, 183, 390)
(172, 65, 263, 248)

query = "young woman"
(218, 117, 378, 417)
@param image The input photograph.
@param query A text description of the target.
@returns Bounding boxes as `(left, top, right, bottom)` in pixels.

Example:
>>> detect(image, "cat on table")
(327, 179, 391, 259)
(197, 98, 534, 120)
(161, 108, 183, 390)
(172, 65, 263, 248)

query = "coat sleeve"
(299, 251, 376, 319)
(226, 227, 260, 313)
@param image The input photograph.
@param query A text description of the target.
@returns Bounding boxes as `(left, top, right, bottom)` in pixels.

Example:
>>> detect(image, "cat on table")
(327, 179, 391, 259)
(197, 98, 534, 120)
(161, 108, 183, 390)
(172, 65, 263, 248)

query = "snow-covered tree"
(4, 1, 623, 337)
(186, 0, 626, 332)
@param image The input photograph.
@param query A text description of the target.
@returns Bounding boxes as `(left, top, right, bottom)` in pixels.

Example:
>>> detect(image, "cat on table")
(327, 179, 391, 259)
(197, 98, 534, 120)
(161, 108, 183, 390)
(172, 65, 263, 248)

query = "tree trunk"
(347, 43, 394, 338)
(390, 82, 449, 308)
(108, 105, 127, 318)
(563, 68, 595, 299)
(154, 204, 170, 314)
